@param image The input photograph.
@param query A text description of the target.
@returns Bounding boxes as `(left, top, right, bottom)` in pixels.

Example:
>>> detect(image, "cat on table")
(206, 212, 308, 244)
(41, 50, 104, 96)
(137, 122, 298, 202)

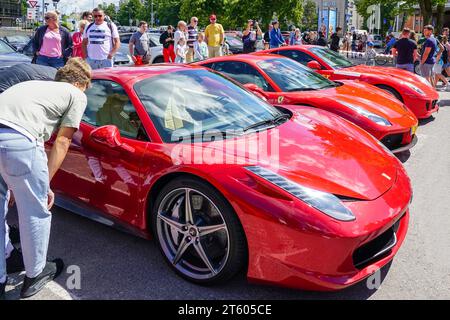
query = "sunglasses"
(194, 20, 198, 23)
(44, 16, 54, 20)
(94, 15, 104, 18)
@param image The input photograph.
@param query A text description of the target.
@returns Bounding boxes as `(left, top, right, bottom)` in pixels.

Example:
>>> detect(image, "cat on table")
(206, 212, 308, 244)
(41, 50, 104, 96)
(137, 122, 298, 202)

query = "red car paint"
(195, 54, 418, 153)
(48, 65, 411, 291)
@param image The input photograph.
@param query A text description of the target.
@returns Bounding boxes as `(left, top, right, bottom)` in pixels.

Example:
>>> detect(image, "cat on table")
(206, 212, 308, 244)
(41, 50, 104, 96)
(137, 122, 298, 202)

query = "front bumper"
(389, 134, 418, 154)
(404, 95, 439, 119)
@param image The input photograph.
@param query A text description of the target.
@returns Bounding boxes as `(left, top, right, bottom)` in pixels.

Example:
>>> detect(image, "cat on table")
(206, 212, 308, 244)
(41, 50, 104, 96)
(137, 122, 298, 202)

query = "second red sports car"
(196, 54, 418, 153)
(47, 65, 411, 291)
(259, 45, 439, 119)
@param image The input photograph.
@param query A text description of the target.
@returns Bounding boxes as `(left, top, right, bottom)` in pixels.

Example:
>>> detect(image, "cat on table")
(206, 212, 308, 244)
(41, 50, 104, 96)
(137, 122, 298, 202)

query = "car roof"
(199, 53, 284, 65)
(92, 64, 204, 85)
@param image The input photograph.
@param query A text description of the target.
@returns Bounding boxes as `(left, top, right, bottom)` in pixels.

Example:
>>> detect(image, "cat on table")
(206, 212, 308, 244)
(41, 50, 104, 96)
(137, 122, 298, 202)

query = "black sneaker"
(20, 259, 64, 299)
(6, 248, 25, 274)
(0, 279, 6, 300)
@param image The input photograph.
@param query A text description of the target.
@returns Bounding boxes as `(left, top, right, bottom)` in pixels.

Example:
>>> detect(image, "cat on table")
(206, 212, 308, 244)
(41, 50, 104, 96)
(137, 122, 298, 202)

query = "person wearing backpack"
(391, 28, 418, 73)
(82, 8, 120, 70)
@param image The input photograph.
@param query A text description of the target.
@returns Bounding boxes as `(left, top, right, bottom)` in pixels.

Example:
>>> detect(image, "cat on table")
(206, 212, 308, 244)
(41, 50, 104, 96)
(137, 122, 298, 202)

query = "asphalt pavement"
(3, 91, 450, 300)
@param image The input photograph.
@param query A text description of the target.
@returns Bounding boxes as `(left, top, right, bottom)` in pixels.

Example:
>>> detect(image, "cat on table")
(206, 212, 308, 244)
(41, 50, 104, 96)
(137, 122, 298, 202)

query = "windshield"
(5, 36, 29, 43)
(310, 47, 353, 69)
(226, 36, 243, 46)
(0, 40, 15, 54)
(134, 69, 283, 143)
(257, 58, 336, 92)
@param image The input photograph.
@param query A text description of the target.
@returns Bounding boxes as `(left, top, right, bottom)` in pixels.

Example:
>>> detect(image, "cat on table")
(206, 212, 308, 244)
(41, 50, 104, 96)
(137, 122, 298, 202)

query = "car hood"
(284, 82, 417, 124)
(339, 65, 438, 97)
(170, 109, 398, 201)
(0, 52, 31, 66)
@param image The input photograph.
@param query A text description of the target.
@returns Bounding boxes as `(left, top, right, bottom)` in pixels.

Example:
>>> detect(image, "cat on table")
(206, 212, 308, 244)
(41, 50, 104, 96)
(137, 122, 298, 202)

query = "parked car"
(225, 35, 243, 54)
(372, 34, 383, 48)
(49, 64, 411, 291)
(2, 34, 31, 51)
(197, 54, 418, 153)
(0, 39, 31, 69)
(119, 33, 164, 64)
(260, 45, 440, 119)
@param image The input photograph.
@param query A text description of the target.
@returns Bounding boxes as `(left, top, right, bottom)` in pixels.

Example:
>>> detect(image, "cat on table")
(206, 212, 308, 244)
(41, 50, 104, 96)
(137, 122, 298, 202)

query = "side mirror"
(243, 83, 267, 100)
(307, 60, 322, 70)
(90, 125, 134, 152)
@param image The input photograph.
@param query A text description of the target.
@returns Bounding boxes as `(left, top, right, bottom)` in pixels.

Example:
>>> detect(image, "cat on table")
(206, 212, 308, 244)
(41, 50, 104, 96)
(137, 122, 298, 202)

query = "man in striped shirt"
(186, 17, 199, 63)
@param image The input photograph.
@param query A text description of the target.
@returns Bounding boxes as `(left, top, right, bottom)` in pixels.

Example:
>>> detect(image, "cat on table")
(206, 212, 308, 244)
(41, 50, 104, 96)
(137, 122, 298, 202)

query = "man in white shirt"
(82, 8, 120, 69)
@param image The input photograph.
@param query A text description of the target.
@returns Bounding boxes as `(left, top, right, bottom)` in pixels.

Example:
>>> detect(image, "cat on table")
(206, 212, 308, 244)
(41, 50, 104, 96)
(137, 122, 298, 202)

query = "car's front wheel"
(152, 176, 247, 285)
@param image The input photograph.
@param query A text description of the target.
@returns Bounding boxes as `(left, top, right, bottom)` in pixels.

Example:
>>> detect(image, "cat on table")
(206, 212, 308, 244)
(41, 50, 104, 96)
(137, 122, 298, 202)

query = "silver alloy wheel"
(156, 188, 230, 280)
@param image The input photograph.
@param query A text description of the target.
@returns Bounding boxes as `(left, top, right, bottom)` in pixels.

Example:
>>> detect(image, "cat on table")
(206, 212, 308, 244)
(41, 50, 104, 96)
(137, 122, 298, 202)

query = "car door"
(52, 79, 150, 224)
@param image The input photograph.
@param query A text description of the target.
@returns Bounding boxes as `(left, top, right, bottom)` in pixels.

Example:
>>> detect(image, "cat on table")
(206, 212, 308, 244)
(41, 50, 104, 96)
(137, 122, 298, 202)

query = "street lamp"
(52, 0, 60, 11)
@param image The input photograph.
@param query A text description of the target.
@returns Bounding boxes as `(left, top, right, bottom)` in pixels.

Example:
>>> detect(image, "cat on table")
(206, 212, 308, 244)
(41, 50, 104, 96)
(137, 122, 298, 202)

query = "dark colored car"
(225, 35, 243, 54)
(2, 35, 31, 51)
(0, 39, 31, 69)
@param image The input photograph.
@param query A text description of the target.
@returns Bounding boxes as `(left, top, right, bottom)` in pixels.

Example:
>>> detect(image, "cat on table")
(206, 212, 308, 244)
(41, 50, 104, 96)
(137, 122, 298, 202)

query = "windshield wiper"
(243, 113, 290, 132)
(287, 87, 317, 92)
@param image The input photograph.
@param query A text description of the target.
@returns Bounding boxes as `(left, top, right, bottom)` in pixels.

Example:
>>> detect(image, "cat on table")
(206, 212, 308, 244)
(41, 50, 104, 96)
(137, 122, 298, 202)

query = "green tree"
(146, 0, 183, 26)
(117, 0, 145, 26)
(301, 0, 318, 31)
(99, 3, 118, 22)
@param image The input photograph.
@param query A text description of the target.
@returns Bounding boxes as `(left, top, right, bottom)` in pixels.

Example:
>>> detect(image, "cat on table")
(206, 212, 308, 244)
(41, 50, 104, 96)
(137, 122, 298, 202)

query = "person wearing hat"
(366, 41, 377, 66)
(269, 21, 285, 49)
(204, 14, 225, 58)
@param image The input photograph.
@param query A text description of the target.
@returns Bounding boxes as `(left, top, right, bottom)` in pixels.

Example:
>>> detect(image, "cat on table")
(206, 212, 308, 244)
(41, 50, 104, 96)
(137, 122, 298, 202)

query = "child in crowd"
(366, 42, 377, 66)
(175, 37, 187, 63)
(194, 33, 209, 61)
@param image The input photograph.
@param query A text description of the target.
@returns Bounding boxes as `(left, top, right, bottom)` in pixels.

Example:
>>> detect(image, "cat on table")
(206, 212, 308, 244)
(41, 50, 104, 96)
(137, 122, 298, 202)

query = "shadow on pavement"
(419, 116, 435, 126)
(6, 207, 393, 300)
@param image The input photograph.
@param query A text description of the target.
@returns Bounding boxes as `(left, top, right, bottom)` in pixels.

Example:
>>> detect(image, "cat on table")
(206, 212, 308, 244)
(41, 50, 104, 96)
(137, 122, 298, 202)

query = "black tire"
(375, 84, 403, 102)
(151, 176, 247, 285)
(153, 56, 164, 64)
(414, 61, 421, 75)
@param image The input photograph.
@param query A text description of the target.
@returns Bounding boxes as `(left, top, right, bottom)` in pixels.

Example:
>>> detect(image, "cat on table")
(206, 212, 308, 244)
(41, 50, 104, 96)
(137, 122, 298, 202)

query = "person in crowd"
(330, 26, 342, 52)
(441, 35, 450, 77)
(302, 31, 311, 44)
(420, 25, 438, 86)
(72, 20, 89, 58)
(385, 33, 396, 54)
(242, 19, 263, 53)
(193, 32, 208, 61)
(288, 25, 296, 45)
(263, 23, 272, 49)
(82, 8, 120, 70)
(438, 27, 449, 42)
(433, 40, 449, 90)
(175, 37, 187, 63)
(32, 11, 72, 69)
(410, 31, 417, 43)
(289, 28, 302, 46)
(81, 11, 93, 23)
(391, 28, 418, 73)
(309, 31, 318, 45)
(186, 17, 199, 63)
(316, 31, 327, 46)
(129, 21, 151, 65)
(0, 58, 91, 299)
(159, 25, 176, 63)
(205, 14, 225, 58)
(269, 21, 285, 49)
(174, 20, 188, 47)
(366, 42, 377, 66)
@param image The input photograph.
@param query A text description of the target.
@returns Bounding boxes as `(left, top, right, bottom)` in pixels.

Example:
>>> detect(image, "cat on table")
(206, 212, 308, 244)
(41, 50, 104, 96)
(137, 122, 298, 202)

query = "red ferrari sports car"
(259, 45, 439, 119)
(49, 65, 411, 291)
(196, 54, 418, 153)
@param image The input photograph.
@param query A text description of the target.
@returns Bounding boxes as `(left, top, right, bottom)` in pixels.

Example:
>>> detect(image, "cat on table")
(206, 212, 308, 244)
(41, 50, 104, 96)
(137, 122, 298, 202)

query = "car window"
(0, 40, 15, 54)
(209, 61, 274, 92)
(309, 47, 354, 69)
(84, 80, 149, 141)
(134, 69, 283, 143)
(120, 34, 132, 44)
(274, 49, 315, 66)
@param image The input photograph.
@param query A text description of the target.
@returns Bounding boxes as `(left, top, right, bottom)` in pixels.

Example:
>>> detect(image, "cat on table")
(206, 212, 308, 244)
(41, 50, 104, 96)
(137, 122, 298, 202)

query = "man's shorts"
(420, 63, 435, 77)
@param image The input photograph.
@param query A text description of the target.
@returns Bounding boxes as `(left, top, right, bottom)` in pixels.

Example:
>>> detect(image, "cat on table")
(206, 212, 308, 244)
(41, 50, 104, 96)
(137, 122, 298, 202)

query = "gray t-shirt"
(130, 31, 150, 56)
(0, 80, 87, 142)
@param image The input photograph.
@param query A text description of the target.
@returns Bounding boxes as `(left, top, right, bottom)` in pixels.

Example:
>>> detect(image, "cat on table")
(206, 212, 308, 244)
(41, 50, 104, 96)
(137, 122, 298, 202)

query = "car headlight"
(403, 82, 425, 95)
(338, 100, 392, 126)
(245, 166, 356, 221)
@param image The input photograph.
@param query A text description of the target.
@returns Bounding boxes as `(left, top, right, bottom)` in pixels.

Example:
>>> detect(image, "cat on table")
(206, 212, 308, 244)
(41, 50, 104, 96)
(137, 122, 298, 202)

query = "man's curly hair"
(55, 58, 92, 88)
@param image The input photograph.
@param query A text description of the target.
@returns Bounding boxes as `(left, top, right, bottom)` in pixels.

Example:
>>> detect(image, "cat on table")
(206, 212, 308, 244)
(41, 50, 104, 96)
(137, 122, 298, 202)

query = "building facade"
(311, 0, 363, 33)
(0, 0, 22, 27)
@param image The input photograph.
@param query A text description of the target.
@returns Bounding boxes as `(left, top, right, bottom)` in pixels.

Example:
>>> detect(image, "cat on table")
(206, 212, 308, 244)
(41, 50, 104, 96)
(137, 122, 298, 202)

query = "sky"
(55, 0, 120, 15)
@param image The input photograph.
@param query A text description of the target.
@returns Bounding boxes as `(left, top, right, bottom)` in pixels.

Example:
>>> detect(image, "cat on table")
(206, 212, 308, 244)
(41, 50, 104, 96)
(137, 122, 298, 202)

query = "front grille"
(381, 133, 404, 150)
(352, 217, 402, 270)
